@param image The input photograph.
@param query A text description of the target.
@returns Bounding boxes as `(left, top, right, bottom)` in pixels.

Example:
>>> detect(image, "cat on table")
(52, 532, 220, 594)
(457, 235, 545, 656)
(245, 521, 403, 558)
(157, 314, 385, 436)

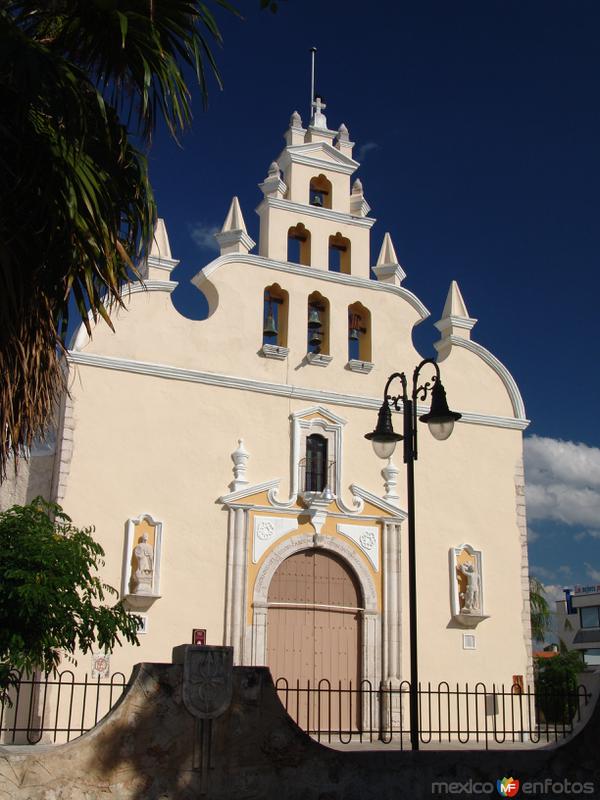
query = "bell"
(309, 329, 322, 347)
(349, 327, 359, 341)
(263, 311, 278, 338)
(311, 193, 323, 207)
(308, 307, 322, 328)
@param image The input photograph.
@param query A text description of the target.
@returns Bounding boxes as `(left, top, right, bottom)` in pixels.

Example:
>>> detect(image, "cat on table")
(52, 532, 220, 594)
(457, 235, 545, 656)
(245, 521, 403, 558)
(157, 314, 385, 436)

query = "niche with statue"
(122, 514, 163, 609)
(449, 543, 489, 628)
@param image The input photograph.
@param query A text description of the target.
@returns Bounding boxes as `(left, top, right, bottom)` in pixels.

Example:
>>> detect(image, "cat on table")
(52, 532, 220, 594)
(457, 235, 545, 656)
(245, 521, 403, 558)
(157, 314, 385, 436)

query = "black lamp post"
(365, 358, 461, 751)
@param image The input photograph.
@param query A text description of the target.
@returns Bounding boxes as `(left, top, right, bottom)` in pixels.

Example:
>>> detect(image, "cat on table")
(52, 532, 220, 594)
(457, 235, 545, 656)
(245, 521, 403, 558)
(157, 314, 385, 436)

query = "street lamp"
(365, 358, 461, 751)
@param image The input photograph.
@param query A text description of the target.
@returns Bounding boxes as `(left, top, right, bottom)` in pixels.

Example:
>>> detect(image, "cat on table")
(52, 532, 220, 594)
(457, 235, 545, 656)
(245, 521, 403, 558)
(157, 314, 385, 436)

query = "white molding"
(435, 335, 527, 420)
(257, 196, 376, 229)
(347, 359, 374, 374)
(279, 141, 360, 173)
(214, 229, 256, 252)
(260, 343, 289, 360)
(306, 352, 333, 367)
(194, 252, 430, 321)
(291, 405, 347, 425)
(147, 255, 180, 271)
(66, 351, 529, 430)
(68, 280, 177, 352)
(219, 479, 280, 506)
(350, 484, 408, 520)
(434, 315, 477, 334)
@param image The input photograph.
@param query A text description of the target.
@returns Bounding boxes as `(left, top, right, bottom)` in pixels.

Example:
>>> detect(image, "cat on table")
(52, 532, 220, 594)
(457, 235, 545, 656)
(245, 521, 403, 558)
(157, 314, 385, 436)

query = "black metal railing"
(0, 670, 128, 745)
(298, 458, 335, 494)
(274, 678, 592, 749)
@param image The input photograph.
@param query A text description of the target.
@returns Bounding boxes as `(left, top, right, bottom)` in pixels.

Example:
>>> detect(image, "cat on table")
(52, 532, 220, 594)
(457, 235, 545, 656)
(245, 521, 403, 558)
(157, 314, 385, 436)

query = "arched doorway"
(266, 549, 362, 731)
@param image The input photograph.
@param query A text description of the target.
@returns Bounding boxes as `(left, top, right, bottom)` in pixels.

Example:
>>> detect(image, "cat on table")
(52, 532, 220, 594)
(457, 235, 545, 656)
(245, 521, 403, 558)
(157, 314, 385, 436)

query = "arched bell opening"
(262, 284, 289, 347)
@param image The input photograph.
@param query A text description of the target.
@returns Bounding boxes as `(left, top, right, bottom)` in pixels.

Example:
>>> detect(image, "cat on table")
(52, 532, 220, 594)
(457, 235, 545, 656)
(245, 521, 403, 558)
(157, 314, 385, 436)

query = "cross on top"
(312, 95, 326, 115)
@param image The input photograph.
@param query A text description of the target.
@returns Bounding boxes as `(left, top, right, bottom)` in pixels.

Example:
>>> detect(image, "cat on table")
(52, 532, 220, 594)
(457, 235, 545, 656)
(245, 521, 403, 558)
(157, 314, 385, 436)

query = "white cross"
(312, 95, 327, 114)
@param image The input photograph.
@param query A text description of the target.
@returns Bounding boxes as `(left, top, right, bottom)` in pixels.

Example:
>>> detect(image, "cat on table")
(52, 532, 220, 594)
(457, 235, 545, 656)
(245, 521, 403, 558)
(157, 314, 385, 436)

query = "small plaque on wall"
(192, 629, 206, 645)
(91, 653, 110, 679)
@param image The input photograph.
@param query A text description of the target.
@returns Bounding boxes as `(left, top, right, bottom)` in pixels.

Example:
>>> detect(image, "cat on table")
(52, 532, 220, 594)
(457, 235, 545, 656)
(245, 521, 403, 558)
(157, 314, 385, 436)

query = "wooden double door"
(266, 549, 362, 731)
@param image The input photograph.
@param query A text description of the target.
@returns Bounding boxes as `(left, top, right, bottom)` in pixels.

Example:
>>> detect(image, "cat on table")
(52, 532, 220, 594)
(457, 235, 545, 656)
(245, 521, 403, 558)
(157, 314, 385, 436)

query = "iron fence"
(274, 678, 593, 749)
(0, 671, 592, 749)
(0, 670, 128, 745)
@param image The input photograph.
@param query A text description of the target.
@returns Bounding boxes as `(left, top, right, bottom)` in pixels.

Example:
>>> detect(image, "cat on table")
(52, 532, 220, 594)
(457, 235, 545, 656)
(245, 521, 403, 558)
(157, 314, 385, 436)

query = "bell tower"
(255, 100, 376, 278)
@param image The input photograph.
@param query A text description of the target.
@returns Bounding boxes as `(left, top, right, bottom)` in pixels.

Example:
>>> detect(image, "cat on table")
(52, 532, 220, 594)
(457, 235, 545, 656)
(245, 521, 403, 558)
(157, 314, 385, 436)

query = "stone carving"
(252, 515, 299, 563)
(360, 531, 376, 551)
(230, 439, 249, 491)
(183, 646, 234, 719)
(337, 524, 380, 571)
(256, 520, 275, 541)
(450, 544, 489, 628)
(459, 561, 481, 613)
(131, 533, 154, 594)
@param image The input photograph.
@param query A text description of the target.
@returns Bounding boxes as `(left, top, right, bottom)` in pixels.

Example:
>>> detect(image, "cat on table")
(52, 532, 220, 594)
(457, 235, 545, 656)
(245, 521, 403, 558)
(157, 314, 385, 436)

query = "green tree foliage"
(0, 498, 140, 697)
(0, 0, 236, 476)
(534, 649, 584, 723)
(530, 576, 552, 642)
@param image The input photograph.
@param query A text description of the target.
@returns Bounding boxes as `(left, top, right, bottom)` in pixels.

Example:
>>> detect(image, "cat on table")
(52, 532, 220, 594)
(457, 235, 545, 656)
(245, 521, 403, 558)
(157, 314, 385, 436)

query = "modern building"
(1, 98, 534, 702)
(556, 586, 600, 668)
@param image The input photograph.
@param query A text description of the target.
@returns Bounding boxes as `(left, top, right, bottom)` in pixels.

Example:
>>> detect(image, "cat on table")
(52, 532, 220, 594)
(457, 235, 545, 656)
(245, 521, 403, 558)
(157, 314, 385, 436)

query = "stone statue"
(459, 560, 480, 613)
(131, 532, 154, 594)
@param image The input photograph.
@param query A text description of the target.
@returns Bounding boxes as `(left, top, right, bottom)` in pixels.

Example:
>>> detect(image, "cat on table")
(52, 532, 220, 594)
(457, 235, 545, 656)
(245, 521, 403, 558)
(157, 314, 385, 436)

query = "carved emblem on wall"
(336, 524, 380, 571)
(256, 520, 276, 541)
(183, 646, 234, 719)
(252, 515, 299, 563)
(450, 544, 489, 628)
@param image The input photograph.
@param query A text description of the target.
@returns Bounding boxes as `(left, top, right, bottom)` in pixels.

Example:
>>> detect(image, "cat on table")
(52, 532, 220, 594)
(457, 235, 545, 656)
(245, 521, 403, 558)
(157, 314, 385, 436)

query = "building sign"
(192, 628, 206, 645)
(574, 584, 600, 596)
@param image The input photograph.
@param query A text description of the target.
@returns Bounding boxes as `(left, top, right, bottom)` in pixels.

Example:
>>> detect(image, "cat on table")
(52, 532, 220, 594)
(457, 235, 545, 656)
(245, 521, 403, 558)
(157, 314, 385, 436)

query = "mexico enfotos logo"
(431, 776, 595, 797)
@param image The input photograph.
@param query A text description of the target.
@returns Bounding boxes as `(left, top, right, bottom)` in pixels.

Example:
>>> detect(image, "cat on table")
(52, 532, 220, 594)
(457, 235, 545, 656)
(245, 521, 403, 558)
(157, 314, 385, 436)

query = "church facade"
(3, 101, 534, 698)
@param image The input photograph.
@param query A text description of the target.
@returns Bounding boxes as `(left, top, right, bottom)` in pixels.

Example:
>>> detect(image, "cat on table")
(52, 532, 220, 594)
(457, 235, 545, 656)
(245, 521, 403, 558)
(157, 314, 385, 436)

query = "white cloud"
(189, 221, 220, 253)
(524, 435, 600, 529)
(585, 563, 600, 582)
(357, 141, 379, 162)
(530, 564, 555, 581)
(557, 565, 572, 576)
(527, 526, 540, 543)
(540, 583, 567, 603)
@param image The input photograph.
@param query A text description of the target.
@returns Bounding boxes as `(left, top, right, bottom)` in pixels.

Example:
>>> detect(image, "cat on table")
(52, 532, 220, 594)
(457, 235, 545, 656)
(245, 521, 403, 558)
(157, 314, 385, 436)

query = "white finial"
(372, 233, 406, 286)
(434, 281, 477, 345)
(352, 178, 363, 195)
(215, 198, 255, 255)
(230, 439, 249, 491)
(221, 196, 247, 234)
(382, 458, 400, 504)
(150, 218, 172, 260)
(290, 110, 302, 128)
(338, 123, 349, 141)
(268, 161, 280, 178)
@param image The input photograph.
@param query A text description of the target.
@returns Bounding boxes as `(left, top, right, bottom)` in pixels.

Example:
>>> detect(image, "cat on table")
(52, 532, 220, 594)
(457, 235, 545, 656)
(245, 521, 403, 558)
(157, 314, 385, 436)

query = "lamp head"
(365, 400, 403, 459)
(419, 380, 461, 441)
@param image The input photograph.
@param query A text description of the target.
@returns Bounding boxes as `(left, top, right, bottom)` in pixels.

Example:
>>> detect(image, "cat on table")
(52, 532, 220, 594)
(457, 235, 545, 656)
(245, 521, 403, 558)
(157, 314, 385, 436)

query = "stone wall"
(1, 646, 599, 799)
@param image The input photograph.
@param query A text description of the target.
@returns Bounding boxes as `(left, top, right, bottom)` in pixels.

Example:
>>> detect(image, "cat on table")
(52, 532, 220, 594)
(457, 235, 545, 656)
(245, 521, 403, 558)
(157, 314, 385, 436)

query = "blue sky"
(144, 1, 600, 616)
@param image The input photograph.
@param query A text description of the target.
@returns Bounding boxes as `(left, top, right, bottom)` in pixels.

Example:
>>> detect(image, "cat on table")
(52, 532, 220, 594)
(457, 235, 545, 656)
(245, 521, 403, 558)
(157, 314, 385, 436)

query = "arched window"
(288, 223, 311, 266)
(307, 291, 330, 355)
(262, 284, 289, 348)
(329, 233, 351, 274)
(309, 174, 332, 209)
(305, 434, 329, 492)
(348, 302, 372, 363)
